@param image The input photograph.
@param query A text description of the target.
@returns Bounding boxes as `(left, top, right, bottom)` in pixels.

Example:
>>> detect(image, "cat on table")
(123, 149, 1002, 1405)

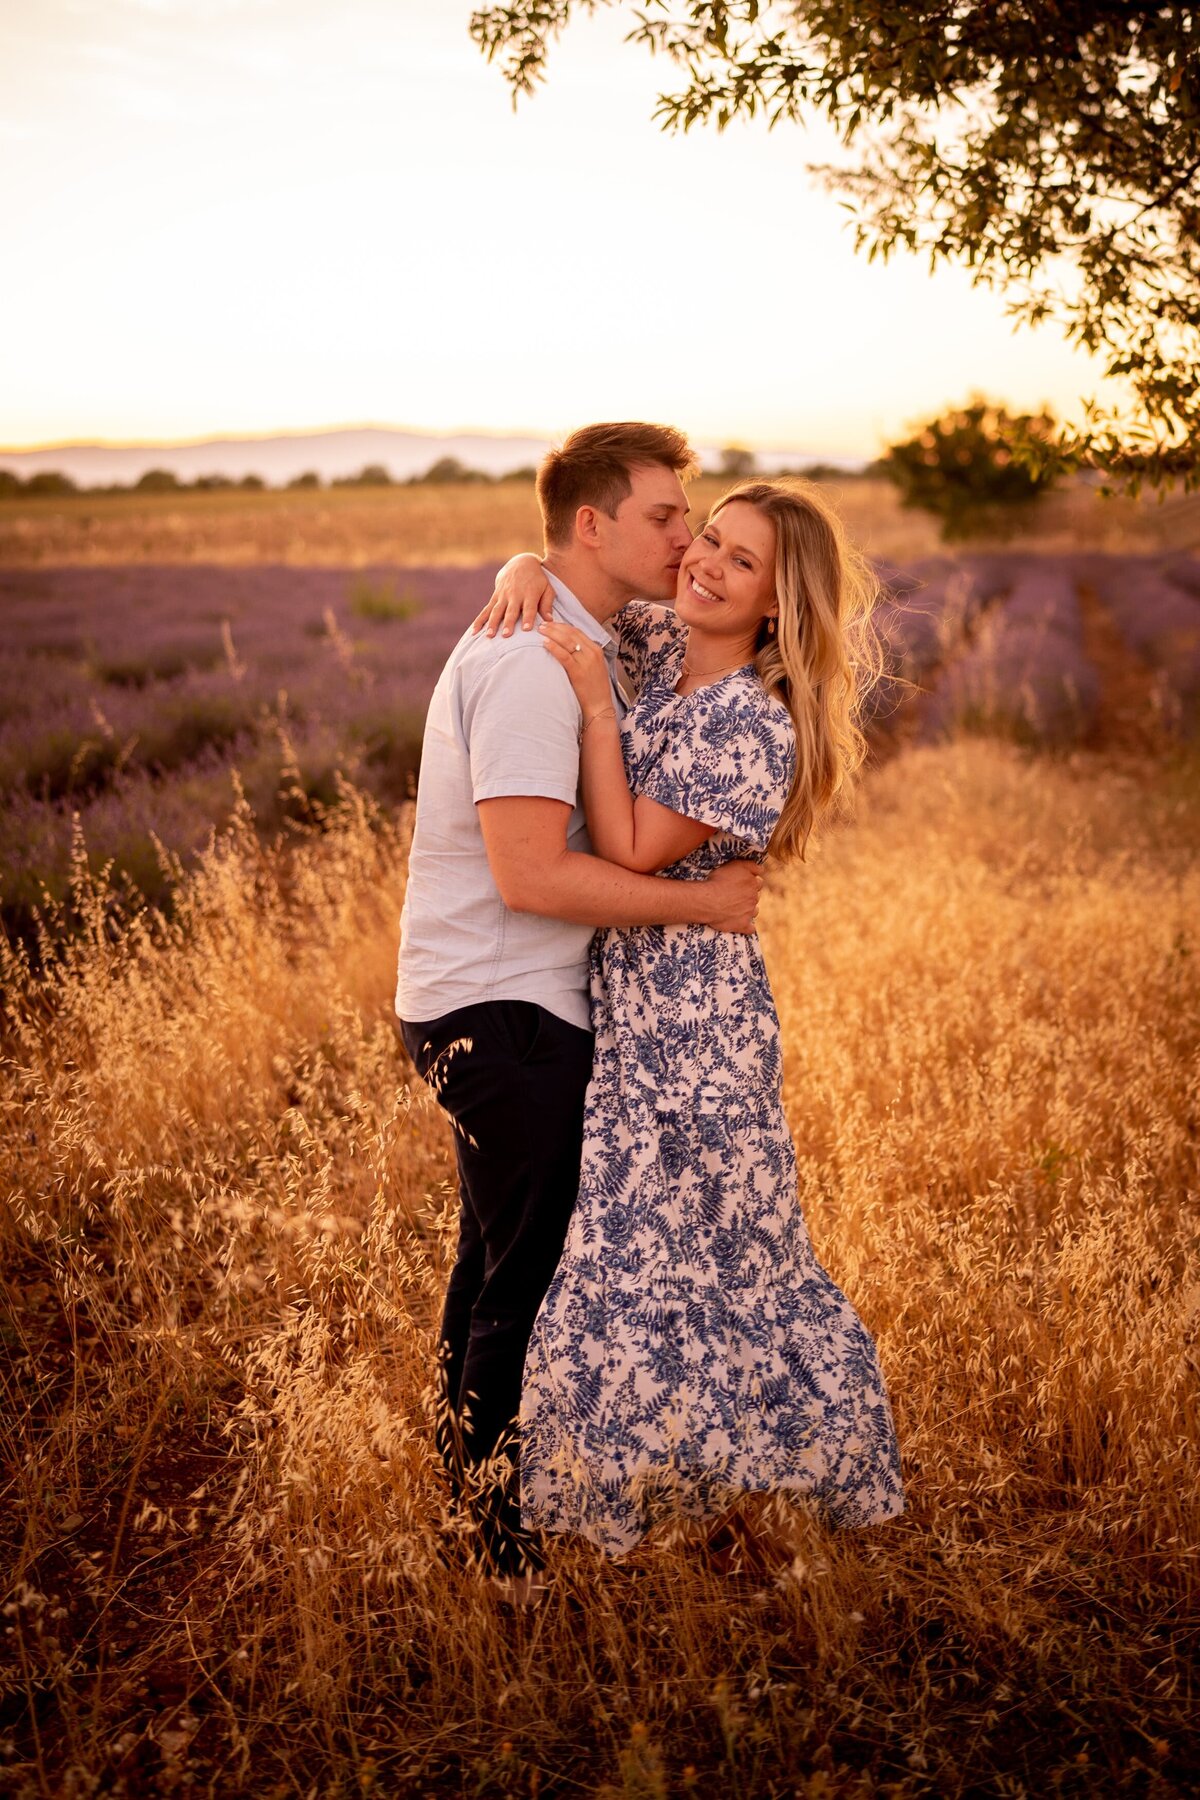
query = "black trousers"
(399, 998, 594, 1573)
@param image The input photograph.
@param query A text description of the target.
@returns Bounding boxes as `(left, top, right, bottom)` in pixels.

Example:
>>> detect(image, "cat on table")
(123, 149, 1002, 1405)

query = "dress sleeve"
(637, 684, 797, 851)
(614, 601, 682, 692)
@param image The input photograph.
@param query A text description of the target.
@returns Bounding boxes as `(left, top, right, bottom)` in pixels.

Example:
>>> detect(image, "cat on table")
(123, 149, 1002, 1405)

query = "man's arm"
(478, 796, 761, 933)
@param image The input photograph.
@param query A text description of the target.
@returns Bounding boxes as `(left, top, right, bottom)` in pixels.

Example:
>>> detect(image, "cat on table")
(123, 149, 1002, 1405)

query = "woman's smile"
(686, 573, 723, 604)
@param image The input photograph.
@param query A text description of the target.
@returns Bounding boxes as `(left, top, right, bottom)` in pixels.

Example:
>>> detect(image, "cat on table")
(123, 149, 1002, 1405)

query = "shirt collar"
(543, 570, 620, 659)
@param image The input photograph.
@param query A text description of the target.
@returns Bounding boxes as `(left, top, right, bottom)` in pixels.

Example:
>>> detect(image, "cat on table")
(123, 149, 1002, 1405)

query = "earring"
(767, 617, 777, 637)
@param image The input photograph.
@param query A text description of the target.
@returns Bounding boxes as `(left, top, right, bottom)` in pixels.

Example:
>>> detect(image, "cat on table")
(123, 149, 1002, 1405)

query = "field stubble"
(2, 739, 1198, 1796)
(2, 476, 1198, 570)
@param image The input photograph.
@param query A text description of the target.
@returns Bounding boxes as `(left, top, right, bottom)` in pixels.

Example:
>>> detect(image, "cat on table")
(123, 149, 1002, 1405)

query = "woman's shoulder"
(692, 668, 794, 731)
(683, 673, 797, 781)
(615, 601, 684, 651)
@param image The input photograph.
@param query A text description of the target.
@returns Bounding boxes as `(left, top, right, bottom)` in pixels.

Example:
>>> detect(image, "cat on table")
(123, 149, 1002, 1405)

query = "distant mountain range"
(0, 425, 863, 488)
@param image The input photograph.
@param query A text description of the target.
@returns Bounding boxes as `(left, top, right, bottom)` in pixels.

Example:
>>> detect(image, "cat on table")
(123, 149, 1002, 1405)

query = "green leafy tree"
(287, 470, 322, 489)
(719, 443, 756, 479)
(24, 471, 77, 497)
(135, 468, 181, 493)
(419, 456, 489, 484)
(470, 2, 1200, 489)
(881, 397, 1058, 540)
(0, 469, 21, 499)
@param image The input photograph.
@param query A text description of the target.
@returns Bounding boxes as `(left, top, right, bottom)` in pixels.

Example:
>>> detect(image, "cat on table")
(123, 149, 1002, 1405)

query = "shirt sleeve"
(614, 601, 683, 692)
(463, 640, 581, 806)
(637, 685, 797, 850)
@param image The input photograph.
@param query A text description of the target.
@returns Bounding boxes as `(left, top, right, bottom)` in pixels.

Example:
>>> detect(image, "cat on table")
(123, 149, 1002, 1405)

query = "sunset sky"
(2, 0, 1121, 460)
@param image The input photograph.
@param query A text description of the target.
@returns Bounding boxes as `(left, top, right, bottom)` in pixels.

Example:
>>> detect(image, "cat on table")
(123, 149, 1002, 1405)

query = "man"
(395, 421, 761, 1585)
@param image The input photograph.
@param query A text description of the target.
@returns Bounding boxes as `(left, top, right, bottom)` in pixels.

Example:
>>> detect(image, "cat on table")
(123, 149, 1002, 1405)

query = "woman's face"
(675, 500, 777, 643)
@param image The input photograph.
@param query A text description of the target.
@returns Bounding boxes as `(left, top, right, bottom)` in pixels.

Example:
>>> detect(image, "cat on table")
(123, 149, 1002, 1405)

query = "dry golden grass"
(2, 475, 1199, 569)
(2, 741, 1199, 1796)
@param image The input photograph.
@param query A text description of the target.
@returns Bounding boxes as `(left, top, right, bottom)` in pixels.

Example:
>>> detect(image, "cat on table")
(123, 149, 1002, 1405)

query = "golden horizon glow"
(1, 0, 1124, 459)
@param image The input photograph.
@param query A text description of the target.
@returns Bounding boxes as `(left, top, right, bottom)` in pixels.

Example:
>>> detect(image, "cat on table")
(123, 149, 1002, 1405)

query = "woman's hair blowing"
(713, 480, 882, 862)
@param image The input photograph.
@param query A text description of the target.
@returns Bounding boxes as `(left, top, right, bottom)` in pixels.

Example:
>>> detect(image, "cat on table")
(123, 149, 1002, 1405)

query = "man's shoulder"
(451, 621, 575, 706)
(441, 625, 581, 777)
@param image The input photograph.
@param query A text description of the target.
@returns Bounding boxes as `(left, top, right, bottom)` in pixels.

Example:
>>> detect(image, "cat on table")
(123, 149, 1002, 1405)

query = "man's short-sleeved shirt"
(394, 572, 627, 1032)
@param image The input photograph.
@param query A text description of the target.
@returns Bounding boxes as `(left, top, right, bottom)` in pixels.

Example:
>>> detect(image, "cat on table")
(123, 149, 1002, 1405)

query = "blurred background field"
(4, 472, 1200, 568)
(2, 477, 1198, 937)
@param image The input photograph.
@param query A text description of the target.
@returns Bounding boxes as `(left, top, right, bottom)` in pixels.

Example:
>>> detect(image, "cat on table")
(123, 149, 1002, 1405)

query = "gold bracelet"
(580, 707, 618, 736)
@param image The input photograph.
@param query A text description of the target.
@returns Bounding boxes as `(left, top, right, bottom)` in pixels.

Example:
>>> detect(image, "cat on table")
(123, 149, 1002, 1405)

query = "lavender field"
(0, 563, 497, 926)
(3, 549, 1198, 933)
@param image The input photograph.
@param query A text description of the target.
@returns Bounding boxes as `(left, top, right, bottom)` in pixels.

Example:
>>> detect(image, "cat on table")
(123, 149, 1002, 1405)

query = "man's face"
(593, 463, 693, 601)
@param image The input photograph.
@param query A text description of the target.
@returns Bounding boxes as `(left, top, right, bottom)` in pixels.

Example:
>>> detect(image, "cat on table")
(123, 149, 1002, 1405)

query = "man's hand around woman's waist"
(694, 860, 762, 935)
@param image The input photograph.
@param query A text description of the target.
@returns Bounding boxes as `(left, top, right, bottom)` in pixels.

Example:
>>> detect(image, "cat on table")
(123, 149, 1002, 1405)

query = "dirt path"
(1077, 580, 1168, 752)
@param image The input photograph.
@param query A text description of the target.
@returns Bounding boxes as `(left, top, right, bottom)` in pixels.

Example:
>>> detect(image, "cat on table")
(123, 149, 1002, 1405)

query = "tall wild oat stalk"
(1, 742, 1197, 1796)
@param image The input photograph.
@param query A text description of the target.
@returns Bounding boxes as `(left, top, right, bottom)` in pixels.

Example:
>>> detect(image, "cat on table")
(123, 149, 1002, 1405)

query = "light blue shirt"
(395, 572, 627, 1032)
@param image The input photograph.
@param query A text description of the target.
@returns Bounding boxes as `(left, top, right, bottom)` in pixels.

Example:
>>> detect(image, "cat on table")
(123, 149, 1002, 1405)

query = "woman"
(479, 480, 904, 1556)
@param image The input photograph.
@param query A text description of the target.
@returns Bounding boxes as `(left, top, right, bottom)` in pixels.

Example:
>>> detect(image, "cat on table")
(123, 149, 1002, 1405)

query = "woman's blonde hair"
(711, 480, 882, 862)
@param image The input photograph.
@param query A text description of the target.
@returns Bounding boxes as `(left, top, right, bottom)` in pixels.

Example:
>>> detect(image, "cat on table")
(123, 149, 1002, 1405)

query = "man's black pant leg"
(399, 999, 593, 1571)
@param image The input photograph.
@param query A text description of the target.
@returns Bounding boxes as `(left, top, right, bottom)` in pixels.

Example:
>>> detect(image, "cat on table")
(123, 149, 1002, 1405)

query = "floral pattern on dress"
(520, 603, 905, 1553)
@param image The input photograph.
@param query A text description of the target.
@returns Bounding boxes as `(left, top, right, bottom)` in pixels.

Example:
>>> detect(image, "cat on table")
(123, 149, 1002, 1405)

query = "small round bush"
(882, 398, 1059, 540)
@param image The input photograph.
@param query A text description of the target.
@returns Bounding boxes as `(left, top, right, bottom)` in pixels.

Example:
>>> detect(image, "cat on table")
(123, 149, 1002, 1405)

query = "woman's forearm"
(535, 620, 712, 874)
(579, 712, 638, 866)
(580, 714, 715, 874)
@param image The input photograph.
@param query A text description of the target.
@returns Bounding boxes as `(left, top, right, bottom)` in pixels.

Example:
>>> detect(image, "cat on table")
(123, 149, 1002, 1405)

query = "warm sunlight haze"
(3, 7, 1197, 1797)
(2, 0, 1121, 457)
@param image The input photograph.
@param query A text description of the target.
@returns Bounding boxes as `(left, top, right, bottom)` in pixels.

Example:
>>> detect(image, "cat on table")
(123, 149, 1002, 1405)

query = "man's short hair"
(537, 422, 698, 548)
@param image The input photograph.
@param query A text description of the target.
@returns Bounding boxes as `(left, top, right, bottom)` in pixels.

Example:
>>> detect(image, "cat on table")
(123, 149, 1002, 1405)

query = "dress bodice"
(614, 602, 796, 877)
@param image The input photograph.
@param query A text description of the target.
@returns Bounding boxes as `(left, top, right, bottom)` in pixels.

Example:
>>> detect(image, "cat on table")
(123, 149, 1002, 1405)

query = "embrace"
(395, 422, 904, 1596)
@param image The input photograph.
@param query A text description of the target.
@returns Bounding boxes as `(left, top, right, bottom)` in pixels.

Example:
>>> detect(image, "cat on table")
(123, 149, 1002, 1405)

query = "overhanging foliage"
(470, 2, 1200, 490)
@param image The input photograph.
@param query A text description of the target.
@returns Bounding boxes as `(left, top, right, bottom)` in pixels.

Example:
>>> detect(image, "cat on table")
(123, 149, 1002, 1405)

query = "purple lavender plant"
(0, 563, 497, 932)
(0, 550, 1185, 935)
(919, 557, 1100, 745)
(1087, 559, 1200, 727)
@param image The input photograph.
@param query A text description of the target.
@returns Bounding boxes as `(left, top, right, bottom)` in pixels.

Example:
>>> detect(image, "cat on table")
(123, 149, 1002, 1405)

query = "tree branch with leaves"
(470, 2, 1200, 489)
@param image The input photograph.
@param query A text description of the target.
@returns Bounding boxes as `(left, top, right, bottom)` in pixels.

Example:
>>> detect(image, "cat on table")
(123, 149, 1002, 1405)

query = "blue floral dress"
(519, 604, 905, 1553)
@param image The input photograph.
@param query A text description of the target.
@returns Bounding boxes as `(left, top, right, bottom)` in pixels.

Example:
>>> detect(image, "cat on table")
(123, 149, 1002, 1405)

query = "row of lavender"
(872, 551, 1200, 743)
(0, 564, 500, 921)
(1, 552, 1197, 926)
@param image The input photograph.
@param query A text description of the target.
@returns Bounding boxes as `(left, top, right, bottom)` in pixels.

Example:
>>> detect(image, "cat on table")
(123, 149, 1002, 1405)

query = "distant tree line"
(1, 413, 1052, 542)
(0, 450, 869, 500)
(0, 458, 542, 499)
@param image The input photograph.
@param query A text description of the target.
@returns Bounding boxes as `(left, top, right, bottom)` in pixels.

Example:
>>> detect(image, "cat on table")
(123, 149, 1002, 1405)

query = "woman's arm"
(539, 621, 716, 875)
(471, 554, 555, 638)
(471, 561, 664, 701)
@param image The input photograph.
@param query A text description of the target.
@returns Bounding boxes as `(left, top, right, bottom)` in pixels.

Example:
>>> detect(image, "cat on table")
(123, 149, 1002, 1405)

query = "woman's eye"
(702, 532, 718, 546)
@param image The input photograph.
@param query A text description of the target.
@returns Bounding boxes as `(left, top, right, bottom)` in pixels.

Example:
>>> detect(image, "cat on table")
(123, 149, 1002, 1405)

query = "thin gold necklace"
(680, 650, 750, 678)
